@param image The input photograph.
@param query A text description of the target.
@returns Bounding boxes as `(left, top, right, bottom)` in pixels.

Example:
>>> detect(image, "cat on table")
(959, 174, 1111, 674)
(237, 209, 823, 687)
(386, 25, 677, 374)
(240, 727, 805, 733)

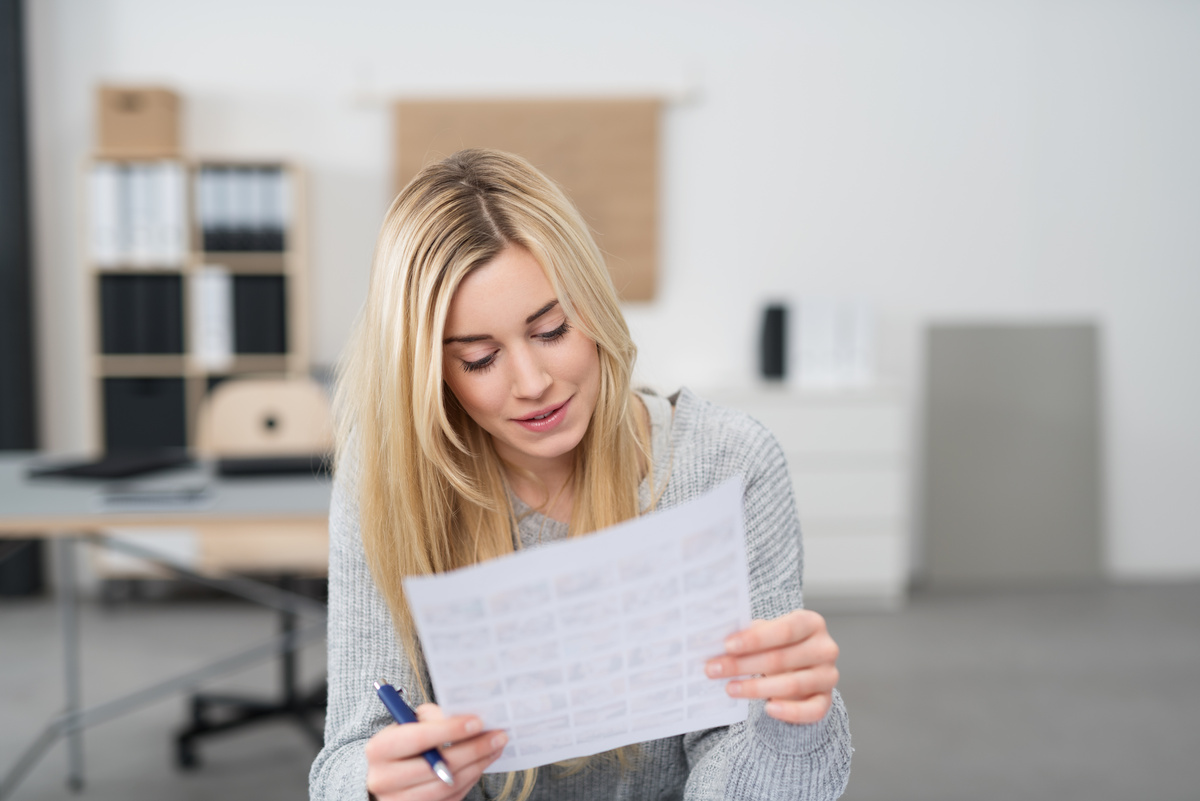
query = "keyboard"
(215, 454, 332, 477)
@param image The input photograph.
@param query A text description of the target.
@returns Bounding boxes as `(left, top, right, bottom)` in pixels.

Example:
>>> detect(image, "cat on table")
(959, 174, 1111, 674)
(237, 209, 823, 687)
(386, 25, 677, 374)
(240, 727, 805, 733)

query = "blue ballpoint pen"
(374, 681, 455, 786)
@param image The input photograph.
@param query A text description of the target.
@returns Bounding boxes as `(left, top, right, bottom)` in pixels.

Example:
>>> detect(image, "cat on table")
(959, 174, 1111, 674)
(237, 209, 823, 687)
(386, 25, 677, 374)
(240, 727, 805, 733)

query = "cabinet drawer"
(803, 531, 906, 598)
(709, 392, 907, 456)
(790, 467, 907, 519)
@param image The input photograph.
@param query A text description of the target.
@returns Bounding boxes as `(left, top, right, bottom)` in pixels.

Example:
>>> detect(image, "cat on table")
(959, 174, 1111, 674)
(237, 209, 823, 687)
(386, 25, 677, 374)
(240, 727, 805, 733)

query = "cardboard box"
(96, 86, 181, 158)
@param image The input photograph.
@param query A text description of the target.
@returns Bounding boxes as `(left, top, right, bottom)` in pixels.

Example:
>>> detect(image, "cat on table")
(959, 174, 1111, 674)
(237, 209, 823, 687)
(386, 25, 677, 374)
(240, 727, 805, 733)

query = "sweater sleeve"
(677, 408, 853, 800)
(308, 447, 389, 799)
(309, 450, 490, 800)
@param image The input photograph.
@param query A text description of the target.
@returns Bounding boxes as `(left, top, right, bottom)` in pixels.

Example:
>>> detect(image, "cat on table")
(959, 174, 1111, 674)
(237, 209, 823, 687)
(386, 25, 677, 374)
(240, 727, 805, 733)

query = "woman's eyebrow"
(443, 300, 560, 345)
(525, 300, 559, 324)
(443, 333, 490, 344)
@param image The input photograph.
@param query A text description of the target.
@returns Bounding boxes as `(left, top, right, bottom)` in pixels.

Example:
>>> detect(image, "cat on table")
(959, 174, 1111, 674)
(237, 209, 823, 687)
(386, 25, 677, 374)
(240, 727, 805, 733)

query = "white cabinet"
(706, 387, 911, 608)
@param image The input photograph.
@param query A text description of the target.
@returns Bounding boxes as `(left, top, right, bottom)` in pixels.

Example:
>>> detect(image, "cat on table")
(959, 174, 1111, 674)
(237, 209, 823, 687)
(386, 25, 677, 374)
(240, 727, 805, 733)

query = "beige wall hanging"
(394, 99, 660, 302)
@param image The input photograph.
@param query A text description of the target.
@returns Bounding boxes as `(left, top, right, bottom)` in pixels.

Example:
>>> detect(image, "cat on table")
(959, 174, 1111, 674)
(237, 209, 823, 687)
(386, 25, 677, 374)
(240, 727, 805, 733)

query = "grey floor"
(2, 581, 1199, 801)
(0, 597, 327, 801)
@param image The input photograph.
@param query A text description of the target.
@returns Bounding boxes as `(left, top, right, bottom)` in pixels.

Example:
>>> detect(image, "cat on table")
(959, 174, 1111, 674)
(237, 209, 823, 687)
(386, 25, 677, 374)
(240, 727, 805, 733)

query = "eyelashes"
(460, 354, 496, 374)
(537, 320, 572, 342)
(460, 321, 572, 374)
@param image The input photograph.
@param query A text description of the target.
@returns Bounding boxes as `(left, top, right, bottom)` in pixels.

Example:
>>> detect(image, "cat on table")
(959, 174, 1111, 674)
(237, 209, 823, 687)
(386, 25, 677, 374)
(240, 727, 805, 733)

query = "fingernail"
(726, 681, 742, 697)
(705, 662, 723, 678)
(465, 718, 482, 734)
(725, 636, 743, 652)
(765, 701, 782, 716)
(492, 733, 508, 749)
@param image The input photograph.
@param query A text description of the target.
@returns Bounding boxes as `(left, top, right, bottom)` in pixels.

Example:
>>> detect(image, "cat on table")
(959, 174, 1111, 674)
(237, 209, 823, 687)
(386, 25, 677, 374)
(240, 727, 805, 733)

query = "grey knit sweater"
(310, 388, 853, 800)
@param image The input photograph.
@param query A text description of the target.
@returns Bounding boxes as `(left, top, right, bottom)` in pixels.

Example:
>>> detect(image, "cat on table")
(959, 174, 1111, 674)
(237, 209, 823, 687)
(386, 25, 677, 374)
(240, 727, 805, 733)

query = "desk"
(0, 453, 331, 799)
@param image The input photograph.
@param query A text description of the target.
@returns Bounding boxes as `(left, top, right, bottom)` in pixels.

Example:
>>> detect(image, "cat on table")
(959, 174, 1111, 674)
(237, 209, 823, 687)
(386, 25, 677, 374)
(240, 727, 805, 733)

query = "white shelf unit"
(82, 157, 310, 582)
(706, 386, 912, 608)
(83, 157, 309, 456)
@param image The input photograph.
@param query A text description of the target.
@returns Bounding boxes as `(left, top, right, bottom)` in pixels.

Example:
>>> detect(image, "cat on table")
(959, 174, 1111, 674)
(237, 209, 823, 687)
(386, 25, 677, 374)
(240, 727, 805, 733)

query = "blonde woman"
(310, 149, 852, 801)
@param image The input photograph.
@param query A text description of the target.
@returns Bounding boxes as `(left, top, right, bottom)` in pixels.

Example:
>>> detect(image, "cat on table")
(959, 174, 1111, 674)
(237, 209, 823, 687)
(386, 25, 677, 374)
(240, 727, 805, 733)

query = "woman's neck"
(506, 461, 575, 524)
(499, 393, 651, 525)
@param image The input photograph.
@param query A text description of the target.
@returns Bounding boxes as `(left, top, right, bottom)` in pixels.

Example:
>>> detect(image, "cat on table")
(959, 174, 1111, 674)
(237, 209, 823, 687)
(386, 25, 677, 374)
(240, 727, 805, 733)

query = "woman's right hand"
(365, 703, 508, 801)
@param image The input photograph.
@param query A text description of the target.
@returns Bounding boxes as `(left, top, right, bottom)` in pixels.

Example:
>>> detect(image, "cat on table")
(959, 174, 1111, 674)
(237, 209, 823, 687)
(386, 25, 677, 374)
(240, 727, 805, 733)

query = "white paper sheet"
(403, 478, 753, 773)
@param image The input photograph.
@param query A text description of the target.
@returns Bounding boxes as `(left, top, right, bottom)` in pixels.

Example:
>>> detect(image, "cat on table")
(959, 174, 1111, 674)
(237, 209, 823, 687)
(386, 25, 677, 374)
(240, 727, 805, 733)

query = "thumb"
(414, 702, 445, 723)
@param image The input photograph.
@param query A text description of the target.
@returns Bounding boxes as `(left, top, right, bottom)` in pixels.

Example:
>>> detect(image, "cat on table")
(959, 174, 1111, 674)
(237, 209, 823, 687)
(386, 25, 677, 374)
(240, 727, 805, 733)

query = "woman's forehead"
(443, 245, 559, 337)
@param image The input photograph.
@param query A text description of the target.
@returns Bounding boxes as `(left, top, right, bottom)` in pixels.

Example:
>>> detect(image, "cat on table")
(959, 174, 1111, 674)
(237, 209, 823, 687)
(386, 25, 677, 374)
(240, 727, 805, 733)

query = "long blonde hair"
(335, 149, 651, 796)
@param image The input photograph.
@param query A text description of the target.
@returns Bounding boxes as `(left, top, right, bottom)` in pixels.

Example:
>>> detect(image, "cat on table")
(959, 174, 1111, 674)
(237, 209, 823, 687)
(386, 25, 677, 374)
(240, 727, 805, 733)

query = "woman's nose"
(511, 346, 552, 399)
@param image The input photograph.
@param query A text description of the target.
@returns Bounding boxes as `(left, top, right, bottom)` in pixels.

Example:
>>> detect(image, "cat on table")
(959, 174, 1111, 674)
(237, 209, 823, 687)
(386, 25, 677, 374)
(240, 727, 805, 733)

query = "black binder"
(233, 275, 287, 353)
(100, 274, 184, 354)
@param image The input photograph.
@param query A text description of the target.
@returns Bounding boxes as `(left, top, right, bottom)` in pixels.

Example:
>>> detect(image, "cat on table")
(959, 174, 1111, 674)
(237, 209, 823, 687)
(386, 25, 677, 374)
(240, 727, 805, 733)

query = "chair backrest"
(195, 377, 334, 458)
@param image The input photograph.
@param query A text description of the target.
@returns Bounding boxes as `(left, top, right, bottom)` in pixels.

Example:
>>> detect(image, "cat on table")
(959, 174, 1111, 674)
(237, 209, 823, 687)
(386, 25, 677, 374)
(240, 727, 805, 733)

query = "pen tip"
(373, 681, 382, 691)
(434, 761, 454, 786)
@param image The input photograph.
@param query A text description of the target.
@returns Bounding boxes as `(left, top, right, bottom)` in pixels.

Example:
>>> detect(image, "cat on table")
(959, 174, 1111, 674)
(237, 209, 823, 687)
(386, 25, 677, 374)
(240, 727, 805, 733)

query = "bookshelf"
(85, 158, 308, 455)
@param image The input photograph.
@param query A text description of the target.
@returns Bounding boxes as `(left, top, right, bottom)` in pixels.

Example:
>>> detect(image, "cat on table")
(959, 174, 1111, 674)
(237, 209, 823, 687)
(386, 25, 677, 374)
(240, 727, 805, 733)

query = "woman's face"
(441, 244, 601, 477)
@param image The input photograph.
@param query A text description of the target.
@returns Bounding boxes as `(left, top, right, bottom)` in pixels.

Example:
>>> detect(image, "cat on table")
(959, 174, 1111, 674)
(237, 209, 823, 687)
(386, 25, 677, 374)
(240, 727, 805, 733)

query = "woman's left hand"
(704, 609, 840, 725)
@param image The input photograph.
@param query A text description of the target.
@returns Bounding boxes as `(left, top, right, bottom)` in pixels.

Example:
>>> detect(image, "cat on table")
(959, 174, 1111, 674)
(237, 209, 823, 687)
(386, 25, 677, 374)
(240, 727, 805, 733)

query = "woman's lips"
(513, 397, 571, 432)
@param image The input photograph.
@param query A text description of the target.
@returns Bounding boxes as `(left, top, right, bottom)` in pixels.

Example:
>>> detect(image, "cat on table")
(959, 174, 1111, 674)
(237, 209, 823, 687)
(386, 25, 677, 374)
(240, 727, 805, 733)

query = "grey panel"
(923, 323, 1104, 586)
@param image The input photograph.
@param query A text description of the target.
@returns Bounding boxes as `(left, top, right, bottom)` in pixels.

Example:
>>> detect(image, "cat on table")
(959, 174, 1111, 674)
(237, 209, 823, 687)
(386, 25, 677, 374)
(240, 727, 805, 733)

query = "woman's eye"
(537, 321, 572, 342)
(461, 353, 496, 373)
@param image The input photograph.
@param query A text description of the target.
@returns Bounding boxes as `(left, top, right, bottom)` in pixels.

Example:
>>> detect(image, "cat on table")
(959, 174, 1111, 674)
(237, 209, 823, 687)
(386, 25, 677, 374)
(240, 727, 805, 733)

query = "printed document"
(404, 478, 752, 772)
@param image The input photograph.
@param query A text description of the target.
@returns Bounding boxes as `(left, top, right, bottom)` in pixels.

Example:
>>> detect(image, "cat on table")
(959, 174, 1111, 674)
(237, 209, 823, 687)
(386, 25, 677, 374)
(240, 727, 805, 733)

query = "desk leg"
(280, 575, 298, 708)
(58, 537, 85, 792)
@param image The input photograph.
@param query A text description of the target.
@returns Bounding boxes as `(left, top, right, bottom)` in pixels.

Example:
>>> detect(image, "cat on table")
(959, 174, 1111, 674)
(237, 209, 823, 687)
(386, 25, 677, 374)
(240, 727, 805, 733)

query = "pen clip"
(375, 681, 410, 701)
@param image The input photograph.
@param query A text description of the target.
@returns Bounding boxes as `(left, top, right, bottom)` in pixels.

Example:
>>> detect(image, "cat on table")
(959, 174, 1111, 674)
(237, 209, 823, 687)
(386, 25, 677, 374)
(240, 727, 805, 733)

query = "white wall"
(25, 0, 1200, 580)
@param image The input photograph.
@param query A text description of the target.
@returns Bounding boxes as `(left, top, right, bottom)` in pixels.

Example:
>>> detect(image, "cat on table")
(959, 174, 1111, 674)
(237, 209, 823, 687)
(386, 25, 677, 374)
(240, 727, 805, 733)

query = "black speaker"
(760, 304, 787, 380)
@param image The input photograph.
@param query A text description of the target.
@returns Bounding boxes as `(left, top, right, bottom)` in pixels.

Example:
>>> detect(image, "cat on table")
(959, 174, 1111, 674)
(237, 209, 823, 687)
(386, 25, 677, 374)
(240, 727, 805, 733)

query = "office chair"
(176, 376, 332, 768)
